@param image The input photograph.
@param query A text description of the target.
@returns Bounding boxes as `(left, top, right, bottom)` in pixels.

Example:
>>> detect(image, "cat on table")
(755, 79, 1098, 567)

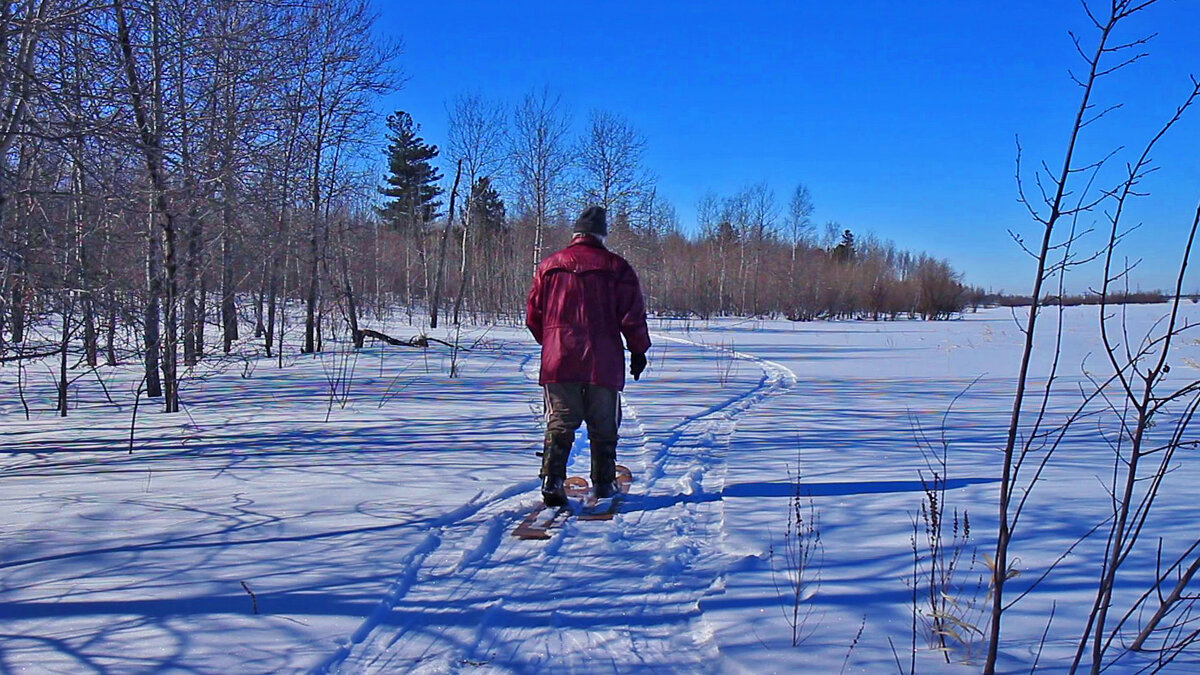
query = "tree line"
(0, 1, 974, 416)
(378, 94, 975, 326)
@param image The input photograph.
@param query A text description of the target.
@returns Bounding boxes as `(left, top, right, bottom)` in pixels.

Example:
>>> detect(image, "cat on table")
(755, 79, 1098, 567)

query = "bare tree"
(1, 0, 54, 346)
(261, 7, 314, 360)
(0, 0, 51, 184)
(511, 86, 571, 268)
(784, 184, 815, 319)
(983, 2, 1178, 672)
(786, 183, 814, 261)
(719, 188, 753, 314)
(430, 160, 462, 330)
(299, 0, 395, 354)
(112, 0, 181, 410)
(1067, 77, 1200, 674)
(446, 92, 507, 324)
(745, 182, 778, 315)
(575, 109, 652, 223)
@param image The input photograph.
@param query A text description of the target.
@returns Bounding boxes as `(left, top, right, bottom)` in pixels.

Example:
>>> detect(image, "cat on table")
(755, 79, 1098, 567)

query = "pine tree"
(832, 229, 855, 263)
(468, 176, 506, 233)
(379, 111, 443, 229)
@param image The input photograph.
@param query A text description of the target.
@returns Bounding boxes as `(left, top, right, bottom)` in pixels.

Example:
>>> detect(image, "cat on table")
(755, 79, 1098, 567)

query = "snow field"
(4, 305, 1200, 672)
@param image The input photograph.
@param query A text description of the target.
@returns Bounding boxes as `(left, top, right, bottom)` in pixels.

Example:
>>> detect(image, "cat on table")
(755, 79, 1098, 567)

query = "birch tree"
(299, 0, 395, 353)
(446, 92, 506, 324)
(575, 109, 652, 223)
(512, 86, 570, 268)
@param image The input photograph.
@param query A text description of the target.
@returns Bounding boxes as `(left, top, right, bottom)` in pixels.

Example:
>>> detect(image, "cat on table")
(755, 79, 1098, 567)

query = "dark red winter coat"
(526, 235, 651, 391)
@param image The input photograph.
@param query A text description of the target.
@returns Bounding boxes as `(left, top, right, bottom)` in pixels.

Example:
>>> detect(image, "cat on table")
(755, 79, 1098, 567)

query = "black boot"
(590, 441, 618, 499)
(540, 434, 571, 507)
(541, 475, 566, 507)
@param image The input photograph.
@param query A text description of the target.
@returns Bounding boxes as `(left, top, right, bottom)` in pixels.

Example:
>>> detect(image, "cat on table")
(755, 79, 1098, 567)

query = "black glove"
(630, 352, 647, 381)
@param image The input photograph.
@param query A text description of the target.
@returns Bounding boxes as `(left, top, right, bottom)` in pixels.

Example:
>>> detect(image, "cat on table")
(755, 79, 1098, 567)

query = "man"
(525, 206, 651, 506)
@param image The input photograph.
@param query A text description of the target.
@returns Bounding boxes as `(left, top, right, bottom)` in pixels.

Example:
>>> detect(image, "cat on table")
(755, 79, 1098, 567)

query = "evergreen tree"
(379, 111, 443, 229)
(832, 229, 856, 263)
(468, 176, 506, 233)
(714, 220, 738, 246)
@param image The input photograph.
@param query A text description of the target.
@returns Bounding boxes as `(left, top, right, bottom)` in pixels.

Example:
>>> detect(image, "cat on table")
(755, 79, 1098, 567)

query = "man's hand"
(630, 352, 647, 381)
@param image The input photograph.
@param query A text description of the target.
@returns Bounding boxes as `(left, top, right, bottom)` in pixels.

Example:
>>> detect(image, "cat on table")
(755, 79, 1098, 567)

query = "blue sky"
(370, 1, 1199, 294)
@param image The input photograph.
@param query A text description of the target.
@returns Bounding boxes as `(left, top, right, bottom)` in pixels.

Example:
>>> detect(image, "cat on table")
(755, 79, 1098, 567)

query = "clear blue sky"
(370, 0, 1200, 294)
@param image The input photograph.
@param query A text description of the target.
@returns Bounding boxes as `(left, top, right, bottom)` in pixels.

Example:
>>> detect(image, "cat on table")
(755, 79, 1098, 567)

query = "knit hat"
(573, 206, 608, 237)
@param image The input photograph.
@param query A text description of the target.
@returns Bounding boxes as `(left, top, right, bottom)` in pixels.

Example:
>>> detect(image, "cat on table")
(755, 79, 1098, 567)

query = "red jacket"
(526, 235, 651, 391)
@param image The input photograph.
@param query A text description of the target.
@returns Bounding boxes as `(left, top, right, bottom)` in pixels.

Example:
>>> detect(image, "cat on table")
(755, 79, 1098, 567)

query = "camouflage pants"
(544, 382, 620, 443)
(541, 383, 620, 479)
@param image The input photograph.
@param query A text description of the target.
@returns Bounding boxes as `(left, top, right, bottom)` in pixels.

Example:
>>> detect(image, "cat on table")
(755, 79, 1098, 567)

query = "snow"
(4, 304, 1200, 673)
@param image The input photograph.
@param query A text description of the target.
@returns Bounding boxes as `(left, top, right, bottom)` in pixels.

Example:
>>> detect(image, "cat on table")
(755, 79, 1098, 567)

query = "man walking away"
(525, 206, 651, 506)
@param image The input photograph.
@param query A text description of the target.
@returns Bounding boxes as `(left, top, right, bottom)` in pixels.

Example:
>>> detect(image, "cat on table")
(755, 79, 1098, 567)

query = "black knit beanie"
(573, 206, 608, 236)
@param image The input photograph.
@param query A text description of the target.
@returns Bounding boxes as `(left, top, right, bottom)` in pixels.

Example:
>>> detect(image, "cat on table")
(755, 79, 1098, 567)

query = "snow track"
(318, 335, 796, 674)
(13, 309, 1200, 673)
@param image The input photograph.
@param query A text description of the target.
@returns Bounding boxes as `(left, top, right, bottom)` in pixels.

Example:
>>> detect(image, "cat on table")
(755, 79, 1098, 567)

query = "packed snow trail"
(318, 335, 796, 674)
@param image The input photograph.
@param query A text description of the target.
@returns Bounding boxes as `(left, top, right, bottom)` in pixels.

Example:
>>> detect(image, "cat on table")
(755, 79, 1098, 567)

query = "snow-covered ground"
(4, 304, 1200, 673)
